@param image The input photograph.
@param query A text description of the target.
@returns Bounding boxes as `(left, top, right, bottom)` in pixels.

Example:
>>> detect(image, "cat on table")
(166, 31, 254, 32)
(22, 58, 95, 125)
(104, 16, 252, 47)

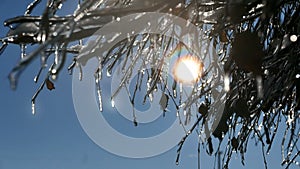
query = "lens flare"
(172, 55, 204, 85)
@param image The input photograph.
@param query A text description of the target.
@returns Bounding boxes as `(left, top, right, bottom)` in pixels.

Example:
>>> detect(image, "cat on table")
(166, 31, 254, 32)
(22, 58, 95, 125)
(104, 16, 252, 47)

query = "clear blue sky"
(0, 1, 297, 169)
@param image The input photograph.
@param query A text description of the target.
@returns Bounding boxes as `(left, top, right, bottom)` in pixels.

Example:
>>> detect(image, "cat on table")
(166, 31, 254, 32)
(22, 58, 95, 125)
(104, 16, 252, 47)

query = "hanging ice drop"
(31, 101, 36, 115)
(106, 69, 112, 77)
(111, 98, 115, 108)
(95, 76, 103, 112)
(20, 44, 26, 59)
(224, 73, 230, 92)
(173, 89, 177, 98)
(256, 75, 263, 98)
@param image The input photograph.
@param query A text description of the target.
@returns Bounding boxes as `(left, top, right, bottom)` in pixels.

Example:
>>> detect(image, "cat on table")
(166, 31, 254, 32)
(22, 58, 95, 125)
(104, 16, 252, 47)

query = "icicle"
(172, 80, 177, 98)
(95, 75, 103, 112)
(97, 87, 103, 111)
(20, 44, 26, 59)
(179, 83, 183, 105)
(51, 44, 66, 78)
(176, 111, 180, 117)
(78, 63, 83, 81)
(173, 89, 177, 98)
(31, 77, 47, 115)
(183, 110, 187, 116)
(93, 65, 104, 109)
(224, 73, 230, 92)
(51, 45, 59, 74)
(179, 83, 183, 93)
(149, 93, 153, 102)
(31, 101, 36, 115)
(184, 108, 191, 125)
(37, 31, 47, 43)
(256, 75, 263, 98)
(146, 78, 151, 91)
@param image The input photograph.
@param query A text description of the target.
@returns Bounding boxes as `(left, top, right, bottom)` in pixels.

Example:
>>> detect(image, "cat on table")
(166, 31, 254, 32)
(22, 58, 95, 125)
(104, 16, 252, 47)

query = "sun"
(172, 55, 204, 85)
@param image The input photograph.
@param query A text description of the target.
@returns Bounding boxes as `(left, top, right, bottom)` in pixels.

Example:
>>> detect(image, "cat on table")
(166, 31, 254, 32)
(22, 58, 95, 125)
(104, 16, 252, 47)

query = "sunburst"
(172, 55, 204, 85)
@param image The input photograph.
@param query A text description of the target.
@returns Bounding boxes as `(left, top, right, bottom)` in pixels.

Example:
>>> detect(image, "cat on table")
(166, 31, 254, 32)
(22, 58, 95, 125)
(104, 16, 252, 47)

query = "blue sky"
(0, 1, 297, 169)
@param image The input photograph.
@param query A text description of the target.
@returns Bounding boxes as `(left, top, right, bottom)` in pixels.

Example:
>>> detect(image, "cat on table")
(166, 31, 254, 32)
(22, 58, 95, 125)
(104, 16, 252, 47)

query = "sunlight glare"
(172, 55, 204, 85)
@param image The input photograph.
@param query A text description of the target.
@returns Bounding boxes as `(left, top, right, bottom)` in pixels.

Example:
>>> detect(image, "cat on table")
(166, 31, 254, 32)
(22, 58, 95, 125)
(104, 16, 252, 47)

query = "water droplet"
(51, 69, 57, 74)
(39, 32, 47, 42)
(290, 35, 298, 42)
(111, 99, 115, 108)
(34, 76, 38, 83)
(53, 31, 58, 37)
(175, 3, 182, 8)
(264, 69, 269, 75)
(133, 119, 138, 126)
(106, 69, 112, 77)
(58, 3, 63, 9)
(51, 74, 57, 80)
